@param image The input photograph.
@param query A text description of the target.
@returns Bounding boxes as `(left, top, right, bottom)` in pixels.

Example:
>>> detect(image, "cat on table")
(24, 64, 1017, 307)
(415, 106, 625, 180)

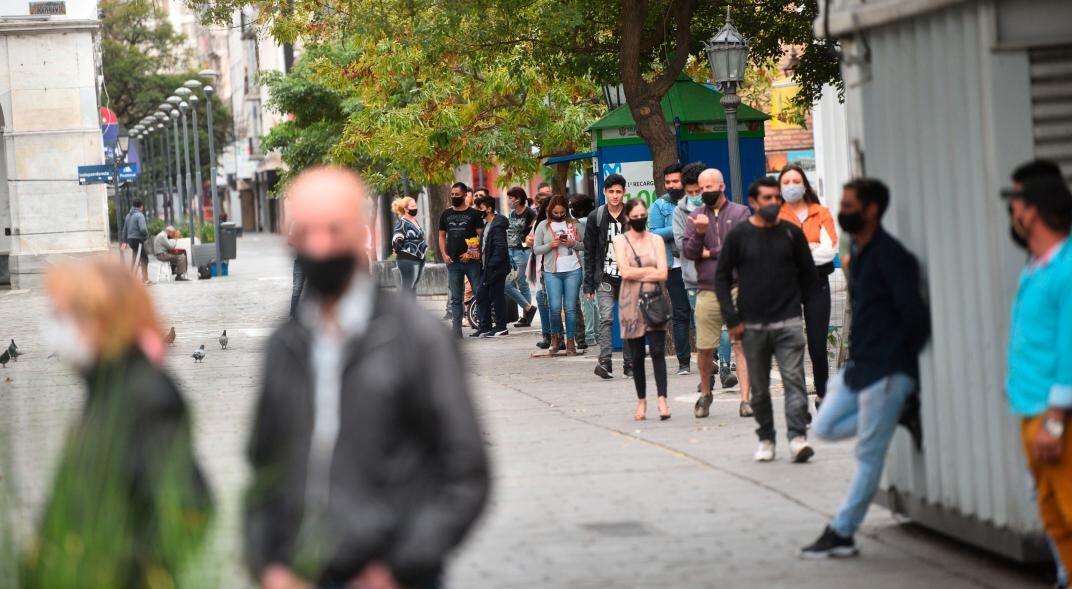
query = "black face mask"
(702, 191, 722, 207)
(667, 188, 685, 202)
(838, 211, 866, 234)
(450, 196, 464, 207)
(407, 208, 418, 217)
(628, 217, 648, 232)
(758, 204, 781, 223)
(297, 254, 357, 298)
(1009, 209, 1030, 250)
(551, 214, 566, 222)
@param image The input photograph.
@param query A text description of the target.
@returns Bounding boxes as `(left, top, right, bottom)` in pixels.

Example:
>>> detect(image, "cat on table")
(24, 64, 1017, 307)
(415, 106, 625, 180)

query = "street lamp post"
(185, 80, 207, 238)
(704, 7, 750, 203)
(112, 129, 129, 257)
(201, 70, 224, 277)
(167, 105, 186, 231)
(188, 95, 205, 232)
(155, 111, 173, 224)
(165, 99, 185, 220)
(178, 99, 196, 266)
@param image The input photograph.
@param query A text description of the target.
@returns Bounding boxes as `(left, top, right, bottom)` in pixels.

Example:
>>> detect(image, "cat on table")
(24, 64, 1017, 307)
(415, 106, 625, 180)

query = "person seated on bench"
(153, 226, 191, 281)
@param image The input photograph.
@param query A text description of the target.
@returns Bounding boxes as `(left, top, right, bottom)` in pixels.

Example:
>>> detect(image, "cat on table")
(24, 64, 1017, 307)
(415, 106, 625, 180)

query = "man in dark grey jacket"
(246, 167, 489, 589)
(120, 199, 149, 282)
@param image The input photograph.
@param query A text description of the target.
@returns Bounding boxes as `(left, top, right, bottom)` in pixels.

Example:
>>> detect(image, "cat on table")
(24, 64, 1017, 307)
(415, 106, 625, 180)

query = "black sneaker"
(577, 339, 588, 350)
(720, 365, 738, 389)
(486, 329, 509, 338)
(536, 335, 550, 349)
(623, 363, 633, 378)
(594, 361, 613, 380)
(469, 330, 489, 339)
(514, 306, 537, 327)
(800, 526, 859, 559)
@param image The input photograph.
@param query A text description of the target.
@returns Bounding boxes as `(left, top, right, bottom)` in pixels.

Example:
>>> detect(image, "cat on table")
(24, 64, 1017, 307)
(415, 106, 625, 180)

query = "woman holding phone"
(532, 195, 585, 355)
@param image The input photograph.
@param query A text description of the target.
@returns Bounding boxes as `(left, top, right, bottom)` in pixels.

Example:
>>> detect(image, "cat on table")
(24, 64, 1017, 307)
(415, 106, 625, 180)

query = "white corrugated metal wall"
(843, 0, 1049, 555)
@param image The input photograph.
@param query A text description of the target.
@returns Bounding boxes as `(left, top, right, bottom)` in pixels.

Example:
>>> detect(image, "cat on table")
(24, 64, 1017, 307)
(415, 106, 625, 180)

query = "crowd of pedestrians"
(25, 156, 1071, 588)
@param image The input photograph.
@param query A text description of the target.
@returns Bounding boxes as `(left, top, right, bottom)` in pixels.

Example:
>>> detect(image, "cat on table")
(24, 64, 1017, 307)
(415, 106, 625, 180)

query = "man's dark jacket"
(582, 205, 615, 294)
(244, 289, 490, 586)
(481, 213, 510, 284)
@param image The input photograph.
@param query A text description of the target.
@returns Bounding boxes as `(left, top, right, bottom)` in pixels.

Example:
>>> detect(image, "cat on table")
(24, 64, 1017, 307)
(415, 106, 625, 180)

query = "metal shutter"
(1030, 46, 1072, 185)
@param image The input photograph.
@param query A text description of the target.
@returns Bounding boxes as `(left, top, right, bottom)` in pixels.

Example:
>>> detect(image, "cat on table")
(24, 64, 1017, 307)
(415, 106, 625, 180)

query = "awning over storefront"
(543, 151, 596, 165)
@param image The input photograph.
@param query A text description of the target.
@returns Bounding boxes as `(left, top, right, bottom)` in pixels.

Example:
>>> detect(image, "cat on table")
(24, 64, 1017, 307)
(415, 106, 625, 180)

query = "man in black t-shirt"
(439, 182, 484, 337)
(715, 176, 817, 464)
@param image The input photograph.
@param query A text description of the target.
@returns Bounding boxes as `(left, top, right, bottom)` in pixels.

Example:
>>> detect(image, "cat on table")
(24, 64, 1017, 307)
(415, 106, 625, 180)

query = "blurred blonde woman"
(22, 256, 212, 588)
(391, 196, 428, 294)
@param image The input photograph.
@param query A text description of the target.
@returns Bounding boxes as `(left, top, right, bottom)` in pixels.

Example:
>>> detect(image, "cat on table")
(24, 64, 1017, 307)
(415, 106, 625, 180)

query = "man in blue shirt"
(648, 163, 692, 374)
(1004, 172, 1072, 577)
(801, 178, 930, 558)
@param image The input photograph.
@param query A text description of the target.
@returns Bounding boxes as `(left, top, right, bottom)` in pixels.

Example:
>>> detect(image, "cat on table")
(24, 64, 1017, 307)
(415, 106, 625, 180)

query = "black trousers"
(666, 267, 692, 367)
(477, 275, 507, 332)
(626, 331, 667, 400)
(803, 271, 832, 398)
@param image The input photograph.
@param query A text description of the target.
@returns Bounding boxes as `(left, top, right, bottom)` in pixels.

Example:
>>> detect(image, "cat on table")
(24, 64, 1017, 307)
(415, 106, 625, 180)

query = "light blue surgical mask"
(782, 184, 806, 203)
(688, 195, 703, 207)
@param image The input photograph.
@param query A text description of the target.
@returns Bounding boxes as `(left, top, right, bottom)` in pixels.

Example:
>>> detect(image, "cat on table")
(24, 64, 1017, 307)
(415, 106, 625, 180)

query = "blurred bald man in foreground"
(245, 167, 489, 589)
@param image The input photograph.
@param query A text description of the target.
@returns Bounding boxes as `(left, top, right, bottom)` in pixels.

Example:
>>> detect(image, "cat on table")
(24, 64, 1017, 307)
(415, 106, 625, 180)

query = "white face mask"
(42, 313, 95, 369)
(782, 184, 806, 203)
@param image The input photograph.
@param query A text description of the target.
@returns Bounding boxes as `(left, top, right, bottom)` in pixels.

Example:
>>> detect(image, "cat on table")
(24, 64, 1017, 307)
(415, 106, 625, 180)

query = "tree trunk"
(427, 183, 450, 262)
(552, 162, 570, 197)
(630, 98, 679, 198)
(618, 0, 695, 198)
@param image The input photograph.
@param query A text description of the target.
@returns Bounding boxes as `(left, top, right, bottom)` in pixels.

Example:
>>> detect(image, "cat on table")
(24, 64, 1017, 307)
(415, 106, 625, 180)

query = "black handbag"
(623, 235, 671, 327)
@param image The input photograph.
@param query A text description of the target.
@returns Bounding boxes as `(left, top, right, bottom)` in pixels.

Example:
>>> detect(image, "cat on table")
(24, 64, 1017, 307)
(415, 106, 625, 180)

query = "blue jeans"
(686, 288, 731, 367)
(666, 267, 691, 367)
(544, 268, 582, 336)
(505, 248, 532, 308)
(581, 291, 598, 344)
(814, 369, 914, 537)
(447, 260, 482, 332)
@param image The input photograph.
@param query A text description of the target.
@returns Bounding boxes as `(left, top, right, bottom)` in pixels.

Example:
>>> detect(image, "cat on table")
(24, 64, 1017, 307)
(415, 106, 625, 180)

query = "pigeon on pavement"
(8, 339, 20, 362)
(219, 330, 228, 350)
(165, 327, 176, 346)
(0, 350, 8, 368)
(192, 344, 206, 363)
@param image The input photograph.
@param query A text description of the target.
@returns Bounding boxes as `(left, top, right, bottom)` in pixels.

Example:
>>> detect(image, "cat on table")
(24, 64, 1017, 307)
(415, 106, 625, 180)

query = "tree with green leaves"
(194, 0, 839, 194)
(260, 45, 352, 185)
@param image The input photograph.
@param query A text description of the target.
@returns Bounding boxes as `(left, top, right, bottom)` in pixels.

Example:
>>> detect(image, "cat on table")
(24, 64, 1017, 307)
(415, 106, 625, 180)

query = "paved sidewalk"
(0, 234, 1051, 588)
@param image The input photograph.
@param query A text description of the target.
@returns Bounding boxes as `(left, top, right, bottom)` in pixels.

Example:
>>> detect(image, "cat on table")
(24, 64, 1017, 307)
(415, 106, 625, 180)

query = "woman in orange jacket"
(778, 165, 839, 413)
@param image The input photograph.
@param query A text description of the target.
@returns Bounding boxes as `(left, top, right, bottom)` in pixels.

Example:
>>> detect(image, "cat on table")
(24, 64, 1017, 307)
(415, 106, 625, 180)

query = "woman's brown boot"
(566, 338, 578, 356)
(548, 334, 562, 355)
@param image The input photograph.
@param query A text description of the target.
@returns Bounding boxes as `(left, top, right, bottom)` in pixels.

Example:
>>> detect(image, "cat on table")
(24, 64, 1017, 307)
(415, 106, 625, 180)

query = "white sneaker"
(754, 440, 775, 462)
(790, 437, 815, 463)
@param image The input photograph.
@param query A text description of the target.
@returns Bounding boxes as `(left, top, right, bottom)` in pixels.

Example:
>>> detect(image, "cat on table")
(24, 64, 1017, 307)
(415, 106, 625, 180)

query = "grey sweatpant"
(595, 281, 632, 368)
(742, 320, 808, 443)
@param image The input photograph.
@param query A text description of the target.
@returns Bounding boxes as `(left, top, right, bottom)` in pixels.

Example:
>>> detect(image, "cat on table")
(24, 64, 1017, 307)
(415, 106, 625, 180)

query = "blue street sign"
(78, 164, 112, 185)
(117, 162, 139, 181)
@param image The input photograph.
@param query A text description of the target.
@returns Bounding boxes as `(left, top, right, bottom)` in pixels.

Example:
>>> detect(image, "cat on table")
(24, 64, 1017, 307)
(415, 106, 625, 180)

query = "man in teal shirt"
(1005, 171, 1072, 577)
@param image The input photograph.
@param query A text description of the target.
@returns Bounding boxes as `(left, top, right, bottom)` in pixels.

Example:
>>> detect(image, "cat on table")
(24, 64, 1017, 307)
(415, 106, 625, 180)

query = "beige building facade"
(0, 0, 106, 288)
